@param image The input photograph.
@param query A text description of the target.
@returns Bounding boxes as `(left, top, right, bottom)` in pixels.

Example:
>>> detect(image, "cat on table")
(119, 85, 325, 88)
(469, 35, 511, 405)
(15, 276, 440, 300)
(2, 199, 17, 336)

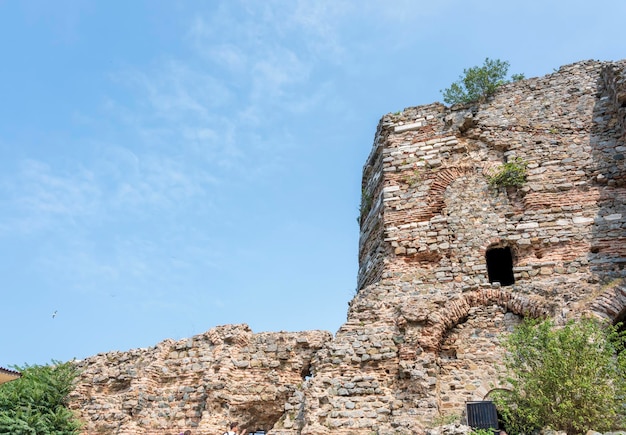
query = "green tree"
(441, 58, 519, 105)
(0, 361, 82, 435)
(493, 318, 626, 435)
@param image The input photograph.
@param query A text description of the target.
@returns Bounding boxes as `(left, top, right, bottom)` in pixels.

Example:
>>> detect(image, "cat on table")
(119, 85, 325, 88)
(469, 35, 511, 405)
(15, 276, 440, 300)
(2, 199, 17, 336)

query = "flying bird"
(52, 310, 57, 319)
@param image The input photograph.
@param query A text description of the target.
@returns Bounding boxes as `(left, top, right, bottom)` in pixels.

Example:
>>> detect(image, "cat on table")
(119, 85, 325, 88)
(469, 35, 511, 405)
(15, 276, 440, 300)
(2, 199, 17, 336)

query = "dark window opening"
(301, 363, 312, 381)
(486, 247, 515, 286)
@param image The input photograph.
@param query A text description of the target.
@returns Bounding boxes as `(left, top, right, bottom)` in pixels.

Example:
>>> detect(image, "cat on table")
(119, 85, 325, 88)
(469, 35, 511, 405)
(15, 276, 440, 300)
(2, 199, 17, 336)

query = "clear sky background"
(1, 1, 624, 367)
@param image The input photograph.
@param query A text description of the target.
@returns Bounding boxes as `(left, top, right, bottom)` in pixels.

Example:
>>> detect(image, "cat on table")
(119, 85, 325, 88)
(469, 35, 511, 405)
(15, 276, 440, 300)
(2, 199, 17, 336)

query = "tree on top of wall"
(441, 58, 524, 105)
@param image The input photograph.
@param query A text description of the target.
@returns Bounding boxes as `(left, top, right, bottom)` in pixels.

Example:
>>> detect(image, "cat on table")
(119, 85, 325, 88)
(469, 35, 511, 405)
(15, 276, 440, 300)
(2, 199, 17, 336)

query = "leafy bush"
(441, 58, 522, 105)
(493, 318, 626, 435)
(0, 361, 82, 435)
(487, 158, 527, 188)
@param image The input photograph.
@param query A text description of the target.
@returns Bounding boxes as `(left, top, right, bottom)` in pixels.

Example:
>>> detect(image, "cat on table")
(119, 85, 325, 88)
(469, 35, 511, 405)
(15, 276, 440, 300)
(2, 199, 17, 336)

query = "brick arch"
(417, 288, 552, 351)
(587, 282, 626, 323)
(422, 162, 499, 220)
(392, 162, 500, 223)
(426, 165, 477, 217)
(430, 165, 477, 193)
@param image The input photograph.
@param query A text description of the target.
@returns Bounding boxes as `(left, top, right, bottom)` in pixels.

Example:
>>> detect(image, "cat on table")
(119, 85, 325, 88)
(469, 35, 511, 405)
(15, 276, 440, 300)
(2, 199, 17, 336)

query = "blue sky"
(1, 1, 624, 366)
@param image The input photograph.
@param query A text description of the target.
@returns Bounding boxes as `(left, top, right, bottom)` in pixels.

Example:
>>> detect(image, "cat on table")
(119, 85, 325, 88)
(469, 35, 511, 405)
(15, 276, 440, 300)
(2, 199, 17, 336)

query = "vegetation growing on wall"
(493, 319, 626, 435)
(358, 188, 373, 223)
(403, 168, 422, 187)
(441, 58, 524, 105)
(487, 158, 527, 188)
(0, 361, 82, 435)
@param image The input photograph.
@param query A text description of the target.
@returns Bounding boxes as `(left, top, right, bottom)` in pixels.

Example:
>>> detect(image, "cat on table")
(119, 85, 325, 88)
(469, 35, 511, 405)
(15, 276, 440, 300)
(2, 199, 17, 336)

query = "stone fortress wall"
(70, 59, 626, 435)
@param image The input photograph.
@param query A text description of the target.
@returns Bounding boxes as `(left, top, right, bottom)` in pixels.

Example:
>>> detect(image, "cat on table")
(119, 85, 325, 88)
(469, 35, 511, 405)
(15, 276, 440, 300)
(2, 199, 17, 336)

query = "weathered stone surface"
(69, 325, 331, 435)
(70, 59, 626, 434)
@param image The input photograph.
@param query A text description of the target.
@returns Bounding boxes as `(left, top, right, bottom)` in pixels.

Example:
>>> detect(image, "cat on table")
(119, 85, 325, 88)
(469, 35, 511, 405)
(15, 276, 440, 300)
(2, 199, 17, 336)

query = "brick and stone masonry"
(69, 59, 626, 435)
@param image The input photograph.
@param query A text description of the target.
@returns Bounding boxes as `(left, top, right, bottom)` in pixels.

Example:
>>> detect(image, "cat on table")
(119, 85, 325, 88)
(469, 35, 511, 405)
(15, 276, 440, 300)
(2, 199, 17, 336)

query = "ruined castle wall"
(70, 60, 626, 435)
(296, 59, 626, 433)
(70, 325, 331, 435)
(358, 60, 626, 295)
(358, 119, 394, 291)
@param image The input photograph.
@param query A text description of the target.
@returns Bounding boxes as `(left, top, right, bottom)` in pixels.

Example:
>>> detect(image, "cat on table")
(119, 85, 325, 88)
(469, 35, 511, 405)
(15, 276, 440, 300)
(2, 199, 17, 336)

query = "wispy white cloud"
(2, 1, 371, 240)
(109, 155, 209, 211)
(34, 229, 223, 302)
(249, 48, 313, 108)
(0, 159, 102, 235)
(206, 43, 249, 75)
(0, 140, 223, 239)
(285, 1, 350, 60)
(1, 0, 397, 311)
(17, 160, 100, 216)
(112, 60, 232, 121)
(187, 2, 335, 108)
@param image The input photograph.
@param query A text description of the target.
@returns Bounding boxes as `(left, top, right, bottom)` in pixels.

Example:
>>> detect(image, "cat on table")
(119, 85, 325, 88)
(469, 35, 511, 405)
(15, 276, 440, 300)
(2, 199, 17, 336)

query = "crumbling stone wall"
(70, 59, 626, 435)
(69, 325, 331, 435)
(359, 60, 625, 293)
(314, 58, 626, 433)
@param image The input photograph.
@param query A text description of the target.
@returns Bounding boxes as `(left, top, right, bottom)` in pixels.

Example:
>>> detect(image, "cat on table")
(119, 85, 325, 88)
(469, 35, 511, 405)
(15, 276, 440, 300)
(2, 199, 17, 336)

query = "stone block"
(394, 121, 424, 133)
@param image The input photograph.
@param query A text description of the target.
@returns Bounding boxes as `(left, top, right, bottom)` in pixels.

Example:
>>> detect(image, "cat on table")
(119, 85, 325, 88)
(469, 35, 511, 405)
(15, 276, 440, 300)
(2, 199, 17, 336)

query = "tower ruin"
(70, 59, 626, 435)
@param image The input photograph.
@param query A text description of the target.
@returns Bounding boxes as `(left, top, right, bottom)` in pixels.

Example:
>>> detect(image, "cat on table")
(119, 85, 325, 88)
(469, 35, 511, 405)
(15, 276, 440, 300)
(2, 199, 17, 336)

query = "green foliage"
(511, 73, 525, 82)
(487, 158, 527, 188)
(403, 169, 421, 187)
(358, 188, 373, 223)
(493, 318, 626, 435)
(441, 58, 522, 105)
(0, 361, 82, 435)
(470, 429, 497, 435)
(432, 413, 459, 426)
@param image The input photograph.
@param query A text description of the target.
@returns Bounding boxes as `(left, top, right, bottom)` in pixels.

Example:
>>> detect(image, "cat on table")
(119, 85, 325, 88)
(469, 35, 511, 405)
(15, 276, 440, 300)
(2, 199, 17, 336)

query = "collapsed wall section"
(70, 324, 331, 435)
